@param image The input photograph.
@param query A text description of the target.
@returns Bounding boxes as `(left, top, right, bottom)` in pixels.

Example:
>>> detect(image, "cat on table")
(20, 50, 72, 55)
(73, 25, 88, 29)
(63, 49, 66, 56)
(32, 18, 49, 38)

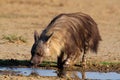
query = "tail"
(89, 28, 102, 53)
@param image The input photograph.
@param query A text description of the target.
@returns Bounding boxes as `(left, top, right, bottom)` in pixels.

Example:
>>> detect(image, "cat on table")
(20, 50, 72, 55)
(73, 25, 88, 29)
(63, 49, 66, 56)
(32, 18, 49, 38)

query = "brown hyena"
(30, 12, 101, 69)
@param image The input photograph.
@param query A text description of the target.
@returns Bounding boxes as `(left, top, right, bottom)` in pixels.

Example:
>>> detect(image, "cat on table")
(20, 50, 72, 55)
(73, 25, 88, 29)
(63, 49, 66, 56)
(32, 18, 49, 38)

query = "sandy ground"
(0, 75, 62, 80)
(0, 0, 120, 80)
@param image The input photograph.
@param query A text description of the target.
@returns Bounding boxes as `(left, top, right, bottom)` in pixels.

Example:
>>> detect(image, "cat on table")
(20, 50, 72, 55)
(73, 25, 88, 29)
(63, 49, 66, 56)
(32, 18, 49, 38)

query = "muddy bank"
(0, 75, 60, 80)
(0, 65, 120, 80)
(0, 59, 120, 73)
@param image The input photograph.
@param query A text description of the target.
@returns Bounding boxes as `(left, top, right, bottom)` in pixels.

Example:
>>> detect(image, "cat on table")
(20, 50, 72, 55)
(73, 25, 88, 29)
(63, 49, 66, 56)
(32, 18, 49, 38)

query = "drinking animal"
(30, 12, 101, 68)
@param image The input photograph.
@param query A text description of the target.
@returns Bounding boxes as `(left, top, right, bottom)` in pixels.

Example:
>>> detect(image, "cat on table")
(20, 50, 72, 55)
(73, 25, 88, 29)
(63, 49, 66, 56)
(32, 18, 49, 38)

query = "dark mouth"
(30, 62, 39, 68)
(31, 63, 39, 68)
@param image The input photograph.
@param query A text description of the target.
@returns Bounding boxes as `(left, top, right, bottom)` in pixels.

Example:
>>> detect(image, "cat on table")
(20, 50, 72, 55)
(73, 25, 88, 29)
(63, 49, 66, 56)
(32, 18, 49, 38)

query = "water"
(77, 72, 120, 80)
(0, 67, 57, 76)
(0, 67, 120, 79)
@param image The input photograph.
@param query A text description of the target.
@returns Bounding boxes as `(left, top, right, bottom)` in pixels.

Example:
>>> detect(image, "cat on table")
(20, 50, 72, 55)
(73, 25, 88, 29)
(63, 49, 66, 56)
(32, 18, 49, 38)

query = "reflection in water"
(57, 68, 120, 79)
(81, 69, 86, 80)
(57, 68, 86, 80)
(0, 67, 120, 79)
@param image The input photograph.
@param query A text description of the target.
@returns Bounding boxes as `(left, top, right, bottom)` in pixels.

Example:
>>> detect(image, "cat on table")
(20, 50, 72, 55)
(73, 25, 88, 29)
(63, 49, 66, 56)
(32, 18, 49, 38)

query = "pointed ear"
(34, 30, 39, 42)
(46, 32, 53, 42)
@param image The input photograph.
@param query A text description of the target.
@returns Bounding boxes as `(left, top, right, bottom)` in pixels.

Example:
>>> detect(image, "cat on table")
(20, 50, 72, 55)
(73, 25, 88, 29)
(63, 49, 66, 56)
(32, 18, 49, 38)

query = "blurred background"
(0, 0, 120, 62)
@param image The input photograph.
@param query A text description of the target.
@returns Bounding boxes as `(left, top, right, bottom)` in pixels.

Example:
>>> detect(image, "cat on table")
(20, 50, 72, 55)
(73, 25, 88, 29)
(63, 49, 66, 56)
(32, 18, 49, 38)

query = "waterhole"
(0, 67, 120, 79)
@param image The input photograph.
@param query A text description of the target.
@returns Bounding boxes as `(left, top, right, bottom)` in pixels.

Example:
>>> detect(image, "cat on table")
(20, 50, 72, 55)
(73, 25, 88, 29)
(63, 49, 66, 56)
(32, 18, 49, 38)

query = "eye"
(36, 53, 43, 57)
(36, 53, 40, 56)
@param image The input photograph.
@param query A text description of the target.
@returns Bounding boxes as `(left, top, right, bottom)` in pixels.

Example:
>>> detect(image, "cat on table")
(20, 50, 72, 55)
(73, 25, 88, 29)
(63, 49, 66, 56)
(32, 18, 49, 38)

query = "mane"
(41, 12, 101, 55)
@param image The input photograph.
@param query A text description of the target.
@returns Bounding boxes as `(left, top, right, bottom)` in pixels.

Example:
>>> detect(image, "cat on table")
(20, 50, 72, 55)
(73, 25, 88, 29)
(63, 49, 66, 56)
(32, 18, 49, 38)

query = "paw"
(63, 59, 71, 68)
(63, 64, 69, 68)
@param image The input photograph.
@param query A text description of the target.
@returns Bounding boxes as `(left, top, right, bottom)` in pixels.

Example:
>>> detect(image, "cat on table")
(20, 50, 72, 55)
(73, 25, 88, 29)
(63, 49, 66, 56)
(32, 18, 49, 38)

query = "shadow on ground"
(0, 59, 120, 73)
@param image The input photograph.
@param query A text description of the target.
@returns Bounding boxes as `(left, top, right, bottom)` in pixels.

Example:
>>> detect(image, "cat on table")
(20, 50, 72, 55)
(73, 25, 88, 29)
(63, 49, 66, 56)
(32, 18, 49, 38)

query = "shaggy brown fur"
(30, 12, 101, 68)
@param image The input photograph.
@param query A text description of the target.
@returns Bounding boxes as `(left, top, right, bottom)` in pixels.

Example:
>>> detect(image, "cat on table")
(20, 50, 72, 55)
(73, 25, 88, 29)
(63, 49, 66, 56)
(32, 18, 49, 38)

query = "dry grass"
(2, 34, 27, 43)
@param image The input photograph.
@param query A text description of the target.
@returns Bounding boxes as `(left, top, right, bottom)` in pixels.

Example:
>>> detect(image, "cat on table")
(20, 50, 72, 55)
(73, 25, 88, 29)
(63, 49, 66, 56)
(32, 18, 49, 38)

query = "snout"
(30, 60, 39, 67)
(30, 60, 35, 65)
(30, 56, 43, 67)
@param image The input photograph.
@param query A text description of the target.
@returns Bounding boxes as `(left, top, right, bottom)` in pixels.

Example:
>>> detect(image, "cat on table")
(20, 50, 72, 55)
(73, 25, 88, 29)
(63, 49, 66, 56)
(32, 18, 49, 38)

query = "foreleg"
(63, 47, 81, 68)
(57, 51, 64, 69)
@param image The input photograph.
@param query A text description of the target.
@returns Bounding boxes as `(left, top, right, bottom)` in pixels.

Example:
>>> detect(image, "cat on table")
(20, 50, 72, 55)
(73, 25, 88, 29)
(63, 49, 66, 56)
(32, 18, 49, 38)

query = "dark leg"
(57, 51, 64, 69)
(63, 47, 81, 68)
(57, 47, 81, 77)
(57, 51, 67, 77)
(57, 53, 73, 77)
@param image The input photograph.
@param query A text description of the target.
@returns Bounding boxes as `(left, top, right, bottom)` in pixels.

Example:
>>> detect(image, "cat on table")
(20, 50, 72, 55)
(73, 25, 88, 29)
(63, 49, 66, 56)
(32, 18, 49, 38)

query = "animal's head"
(30, 30, 53, 66)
